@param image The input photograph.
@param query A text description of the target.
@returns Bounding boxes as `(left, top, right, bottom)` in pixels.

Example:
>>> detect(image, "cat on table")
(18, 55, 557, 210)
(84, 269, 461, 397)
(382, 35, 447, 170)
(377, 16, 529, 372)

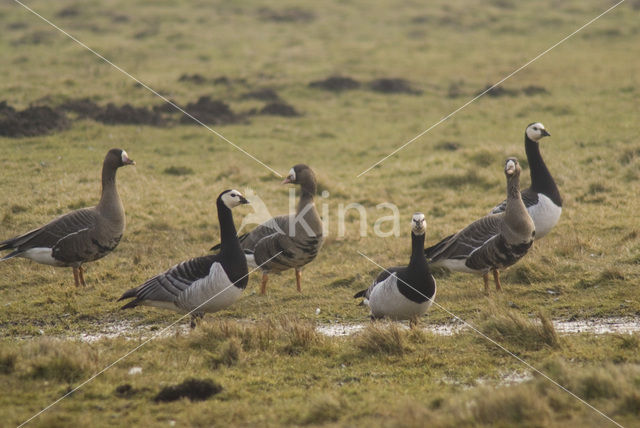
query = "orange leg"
(260, 272, 269, 295)
(72, 267, 80, 287)
(483, 273, 490, 295)
(492, 269, 502, 292)
(79, 266, 87, 287)
(295, 268, 302, 293)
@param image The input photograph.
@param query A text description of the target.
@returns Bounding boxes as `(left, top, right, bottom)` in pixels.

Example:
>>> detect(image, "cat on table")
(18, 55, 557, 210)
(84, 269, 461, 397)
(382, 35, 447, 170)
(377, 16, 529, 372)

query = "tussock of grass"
(298, 393, 345, 425)
(24, 339, 97, 383)
(209, 338, 244, 368)
(462, 386, 553, 426)
(354, 322, 411, 355)
(163, 166, 194, 176)
(0, 351, 17, 374)
(479, 305, 560, 351)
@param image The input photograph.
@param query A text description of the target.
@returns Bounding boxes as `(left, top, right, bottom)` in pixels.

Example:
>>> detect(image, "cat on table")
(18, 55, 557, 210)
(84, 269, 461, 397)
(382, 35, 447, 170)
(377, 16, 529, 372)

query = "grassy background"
(1, 0, 639, 426)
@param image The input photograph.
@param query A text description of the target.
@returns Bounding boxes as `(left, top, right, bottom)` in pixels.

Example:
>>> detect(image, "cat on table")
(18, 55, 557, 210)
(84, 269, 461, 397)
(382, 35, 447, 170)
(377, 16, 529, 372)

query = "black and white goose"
(425, 158, 535, 293)
(211, 164, 324, 294)
(354, 213, 436, 325)
(119, 190, 249, 327)
(490, 122, 561, 239)
(0, 148, 134, 287)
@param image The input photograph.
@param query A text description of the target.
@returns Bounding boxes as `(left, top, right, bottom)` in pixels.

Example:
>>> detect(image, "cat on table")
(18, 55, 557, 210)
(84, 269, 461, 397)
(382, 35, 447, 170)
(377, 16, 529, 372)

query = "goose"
(489, 122, 561, 239)
(354, 213, 436, 326)
(0, 148, 135, 287)
(424, 158, 535, 293)
(211, 164, 324, 294)
(118, 189, 249, 327)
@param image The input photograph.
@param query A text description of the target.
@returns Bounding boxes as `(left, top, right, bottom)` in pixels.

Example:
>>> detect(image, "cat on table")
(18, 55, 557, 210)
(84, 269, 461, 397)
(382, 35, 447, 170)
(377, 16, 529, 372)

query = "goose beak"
(541, 129, 550, 137)
(282, 177, 293, 185)
(123, 155, 135, 165)
(239, 196, 250, 205)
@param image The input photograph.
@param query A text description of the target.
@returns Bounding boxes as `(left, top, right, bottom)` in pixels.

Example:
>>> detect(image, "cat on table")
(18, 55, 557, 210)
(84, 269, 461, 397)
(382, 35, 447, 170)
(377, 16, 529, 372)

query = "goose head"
(219, 189, 250, 209)
(282, 164, 317, 194)
(504, 157, 521, 178)
(411, 213, 426, 236)
(106, 148, 135, 168)
(525, 122, 550, 142)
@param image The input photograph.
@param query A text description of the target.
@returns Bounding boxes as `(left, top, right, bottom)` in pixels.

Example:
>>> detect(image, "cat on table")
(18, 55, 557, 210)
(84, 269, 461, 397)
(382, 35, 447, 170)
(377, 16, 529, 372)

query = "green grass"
(1, 0, 640, 426)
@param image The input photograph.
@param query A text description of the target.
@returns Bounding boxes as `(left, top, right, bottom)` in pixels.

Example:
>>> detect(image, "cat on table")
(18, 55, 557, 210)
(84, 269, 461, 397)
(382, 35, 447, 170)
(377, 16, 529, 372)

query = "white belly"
(368, 275, 434, 320)
(431, 257, 480, 274)
(20, 247, 64, 266)
(175, 262, 243, 313)
(528, 194, 562, 239)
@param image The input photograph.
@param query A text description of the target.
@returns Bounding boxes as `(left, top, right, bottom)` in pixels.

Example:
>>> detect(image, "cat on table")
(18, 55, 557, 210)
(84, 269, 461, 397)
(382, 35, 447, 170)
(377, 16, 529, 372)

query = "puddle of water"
(6, 317, 640, 343)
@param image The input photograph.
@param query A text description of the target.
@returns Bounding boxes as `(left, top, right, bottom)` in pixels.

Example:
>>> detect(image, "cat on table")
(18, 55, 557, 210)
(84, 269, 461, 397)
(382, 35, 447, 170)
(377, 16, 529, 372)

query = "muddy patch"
(178, 73, 207, 84)
(154, 378, 222, 402)
(309, 76, 361, 92)
(58, 98, 103, 119)
(370, 78, 422, 95)
(259, 102, 300, 117)
(179, 96, 241, 125)
(0, 102, 69, 137)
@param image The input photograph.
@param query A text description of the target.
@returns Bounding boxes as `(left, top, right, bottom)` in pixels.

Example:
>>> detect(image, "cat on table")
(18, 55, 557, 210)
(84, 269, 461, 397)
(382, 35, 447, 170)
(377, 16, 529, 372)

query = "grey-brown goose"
(0, 148, 134, 287)
(489, 122, 561, 239)
(354, 213, 436, 326)
(119, 190, 249, 328)
(212, 164, 324, 294)
(424, 158, 535, 293)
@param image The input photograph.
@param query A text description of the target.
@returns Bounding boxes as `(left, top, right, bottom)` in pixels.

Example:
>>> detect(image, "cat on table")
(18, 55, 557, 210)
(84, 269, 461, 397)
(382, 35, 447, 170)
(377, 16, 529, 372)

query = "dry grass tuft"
(209, 338, 244, 368)
(0, 350, 17, 374)
(278, 316, 323, 355)
(355, 322, 411, 355)
(298, 393, 345, 425)
(479, 305, 560, 350)
(24, 339, 98, 383)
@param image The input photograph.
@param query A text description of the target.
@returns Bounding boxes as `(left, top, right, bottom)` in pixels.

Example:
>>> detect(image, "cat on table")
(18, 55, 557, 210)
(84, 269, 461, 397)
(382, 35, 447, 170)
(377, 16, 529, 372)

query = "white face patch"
(121, 150, 129, 163)
(288, 168, 296, 182)
(505, 159, 516, 174)
(411, 213, 426, 235)
(221, 189, 245, 209)
(526, 122, 546, 142)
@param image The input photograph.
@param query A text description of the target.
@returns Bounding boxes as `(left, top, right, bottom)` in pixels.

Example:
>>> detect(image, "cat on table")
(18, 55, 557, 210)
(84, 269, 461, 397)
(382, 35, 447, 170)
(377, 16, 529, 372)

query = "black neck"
(397, 231, 435, 303)
(524, 135, 562, 206)
(408, 232, 428, 271)
(216, 199, 240, 254)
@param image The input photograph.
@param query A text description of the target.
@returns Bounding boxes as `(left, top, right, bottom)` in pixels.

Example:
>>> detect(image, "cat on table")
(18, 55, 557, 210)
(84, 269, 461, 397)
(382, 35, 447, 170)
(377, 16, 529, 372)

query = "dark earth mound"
(154, 378, 222, 403)
(369, 78, 422, 95)
(309, 76, 360, 92)
(180, 96, 239, 125)
(0, 102, 69, 138)
(114, 384, 136, 398)
(521, 85, 549, 96)
(153, 100, 181, 113)
(178, 73, 207, 84)
(259, 102, 300, 117)
(58, 98, 103, 119)
(476, 84, 519, 97)
(258, 7, 315, 23)
(94, 103, 166, 126)
(242, 88, 280, 101)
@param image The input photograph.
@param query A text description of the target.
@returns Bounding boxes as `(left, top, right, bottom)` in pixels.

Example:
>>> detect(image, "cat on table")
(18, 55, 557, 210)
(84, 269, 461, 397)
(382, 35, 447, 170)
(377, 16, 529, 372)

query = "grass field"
(1, 0, 640, 426)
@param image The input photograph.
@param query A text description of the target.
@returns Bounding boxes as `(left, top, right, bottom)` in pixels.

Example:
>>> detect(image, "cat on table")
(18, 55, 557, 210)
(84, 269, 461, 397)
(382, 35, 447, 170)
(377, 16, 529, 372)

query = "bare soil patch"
(0, 102, 69, 137)
(309, 76, 360, 92)
(179, 96, 240, 125)
(154, 378, 222, 402)
(369, 78, 422, 95)
(259, 102, 300, 117)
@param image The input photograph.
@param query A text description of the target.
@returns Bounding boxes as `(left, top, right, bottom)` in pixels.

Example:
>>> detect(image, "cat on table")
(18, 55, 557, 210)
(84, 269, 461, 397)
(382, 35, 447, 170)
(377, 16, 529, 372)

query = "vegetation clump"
(154, 378, 222, 402)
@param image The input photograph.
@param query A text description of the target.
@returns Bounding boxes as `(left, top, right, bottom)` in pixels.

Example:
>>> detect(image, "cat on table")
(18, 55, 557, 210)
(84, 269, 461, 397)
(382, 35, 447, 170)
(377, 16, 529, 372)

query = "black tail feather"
(424, 232, 455, 259)
(118, 287, 140, 309)
(353, 289, 367, 299)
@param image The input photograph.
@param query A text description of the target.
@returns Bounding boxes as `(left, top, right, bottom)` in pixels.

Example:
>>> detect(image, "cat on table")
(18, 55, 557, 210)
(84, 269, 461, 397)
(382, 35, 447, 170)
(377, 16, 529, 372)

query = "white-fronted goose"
(425, 158, 535, 293)
(0, 148, 134, 287)
(355, 213, 436, 325)
(119, 190, 249, 327)
(490, 122, 561, 239)
(212, 164, 324, 294)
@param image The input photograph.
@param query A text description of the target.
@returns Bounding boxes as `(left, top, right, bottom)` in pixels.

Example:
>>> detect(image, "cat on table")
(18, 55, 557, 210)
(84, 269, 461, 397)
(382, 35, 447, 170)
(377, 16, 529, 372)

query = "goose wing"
(426, 214, 503, 262)
(119, 254, 220, 308)
(1, 208, 100, 260)
(354, 266, 403, 300)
